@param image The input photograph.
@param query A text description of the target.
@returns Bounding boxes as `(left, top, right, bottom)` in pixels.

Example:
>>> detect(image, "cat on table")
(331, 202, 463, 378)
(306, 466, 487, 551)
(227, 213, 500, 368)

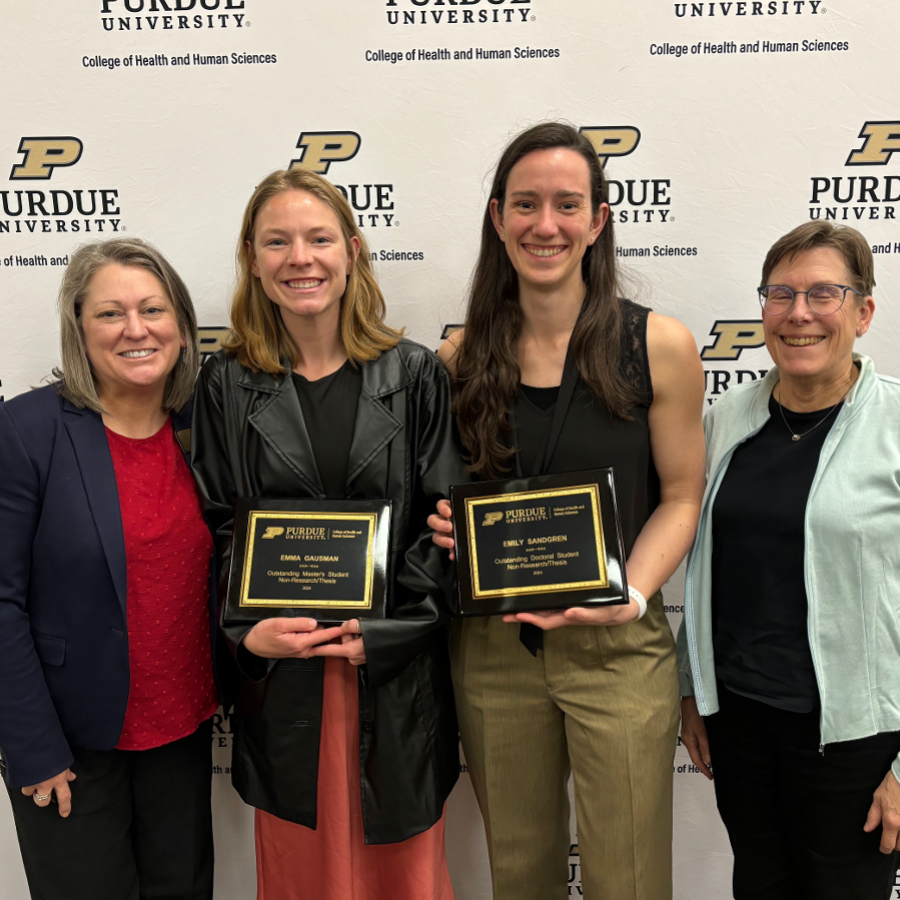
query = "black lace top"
(514, 298, 659, 555)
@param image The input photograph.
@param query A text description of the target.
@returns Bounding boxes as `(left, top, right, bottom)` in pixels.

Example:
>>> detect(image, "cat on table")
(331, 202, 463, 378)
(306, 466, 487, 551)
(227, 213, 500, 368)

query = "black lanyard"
(510, 345, 579, 656)
(511, 345, 579, 478)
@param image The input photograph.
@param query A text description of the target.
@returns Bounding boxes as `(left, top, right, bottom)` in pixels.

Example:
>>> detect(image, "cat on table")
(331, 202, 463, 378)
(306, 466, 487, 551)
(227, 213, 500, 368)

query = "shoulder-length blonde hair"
(224, 168, 402, 374)
(55, 237, 199, 414)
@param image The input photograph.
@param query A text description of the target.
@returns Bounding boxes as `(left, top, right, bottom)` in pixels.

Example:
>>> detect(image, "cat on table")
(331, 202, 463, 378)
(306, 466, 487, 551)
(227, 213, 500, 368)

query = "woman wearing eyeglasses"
(678, 220, 900, 899)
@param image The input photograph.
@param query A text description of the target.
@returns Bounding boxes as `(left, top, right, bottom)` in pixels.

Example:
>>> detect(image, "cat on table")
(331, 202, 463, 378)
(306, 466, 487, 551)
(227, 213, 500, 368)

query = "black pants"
(5, 721, 214, 900)
(706, 684, 900, 900)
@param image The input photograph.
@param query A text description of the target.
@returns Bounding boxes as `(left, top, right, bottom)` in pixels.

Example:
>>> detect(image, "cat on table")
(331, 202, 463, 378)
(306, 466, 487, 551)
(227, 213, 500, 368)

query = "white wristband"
(628, 586, 648, 620)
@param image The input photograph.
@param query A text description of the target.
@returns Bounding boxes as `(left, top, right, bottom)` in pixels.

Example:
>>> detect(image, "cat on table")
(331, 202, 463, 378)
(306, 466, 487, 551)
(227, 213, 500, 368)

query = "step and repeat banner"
(2, 1, 900, 897)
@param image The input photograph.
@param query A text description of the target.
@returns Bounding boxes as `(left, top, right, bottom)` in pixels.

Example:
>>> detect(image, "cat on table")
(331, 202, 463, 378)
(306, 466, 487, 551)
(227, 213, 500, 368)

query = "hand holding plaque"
(450, 469, 628, 617)
(241, 615, 345, 659)
(224, 498, 391, 627)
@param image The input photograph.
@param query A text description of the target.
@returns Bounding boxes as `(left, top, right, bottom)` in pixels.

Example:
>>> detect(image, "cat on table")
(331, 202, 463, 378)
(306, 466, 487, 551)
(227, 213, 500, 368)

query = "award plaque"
(224, 498, 391, 626)
(450, 469, 628, 616)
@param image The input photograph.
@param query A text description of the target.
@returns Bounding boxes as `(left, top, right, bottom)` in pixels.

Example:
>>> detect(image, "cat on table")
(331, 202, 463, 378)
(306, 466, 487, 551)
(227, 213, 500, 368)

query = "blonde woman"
(191, 169, 463, 900)
(0, 238, 218, 900)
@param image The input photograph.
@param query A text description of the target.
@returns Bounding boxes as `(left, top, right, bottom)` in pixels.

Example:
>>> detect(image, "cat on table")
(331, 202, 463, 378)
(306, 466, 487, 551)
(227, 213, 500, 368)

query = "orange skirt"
(255, 658, 455, 900)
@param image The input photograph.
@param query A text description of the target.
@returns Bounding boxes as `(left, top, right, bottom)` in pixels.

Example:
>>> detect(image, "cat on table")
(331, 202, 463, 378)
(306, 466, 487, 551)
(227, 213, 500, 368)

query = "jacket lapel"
(238, 348, 412, 496)
(239, 367, 325, 497)
(63, 401, 128, 617)
(345, 349, 410, 487)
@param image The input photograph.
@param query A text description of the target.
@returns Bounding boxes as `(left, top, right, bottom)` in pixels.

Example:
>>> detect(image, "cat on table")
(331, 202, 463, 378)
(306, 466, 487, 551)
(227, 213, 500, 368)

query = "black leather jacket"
(191, 340, 464, 843)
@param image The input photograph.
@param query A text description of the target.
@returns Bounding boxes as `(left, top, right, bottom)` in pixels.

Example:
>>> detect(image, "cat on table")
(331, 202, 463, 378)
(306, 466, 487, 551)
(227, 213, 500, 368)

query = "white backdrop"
(2, 1, 900, 897)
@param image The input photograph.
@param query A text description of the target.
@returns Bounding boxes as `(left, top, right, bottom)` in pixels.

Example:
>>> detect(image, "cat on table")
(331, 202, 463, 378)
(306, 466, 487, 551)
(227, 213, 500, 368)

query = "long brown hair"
(224, 168, 402, 374)
(454, 122, 639, 478)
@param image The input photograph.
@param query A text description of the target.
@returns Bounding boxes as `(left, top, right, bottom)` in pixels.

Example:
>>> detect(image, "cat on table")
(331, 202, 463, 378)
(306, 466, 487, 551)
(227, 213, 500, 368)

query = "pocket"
(33, 634, 65, 667)
(591, 592, 677, 678)
(874, 572, 900, 691)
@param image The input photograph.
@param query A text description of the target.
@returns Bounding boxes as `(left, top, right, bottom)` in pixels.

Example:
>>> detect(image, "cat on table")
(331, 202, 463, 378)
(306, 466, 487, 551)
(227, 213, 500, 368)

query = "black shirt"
(512, 302, 659, 557)
(516, 384, 558, 476)
(512, 301, 658, 655)
(711, 393, 842, 713)
(291, 361, 362, 499)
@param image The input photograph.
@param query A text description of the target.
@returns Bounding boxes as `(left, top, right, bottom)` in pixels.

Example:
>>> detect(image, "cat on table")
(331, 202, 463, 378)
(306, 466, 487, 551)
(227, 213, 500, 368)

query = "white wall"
(2, 1, 900, 896)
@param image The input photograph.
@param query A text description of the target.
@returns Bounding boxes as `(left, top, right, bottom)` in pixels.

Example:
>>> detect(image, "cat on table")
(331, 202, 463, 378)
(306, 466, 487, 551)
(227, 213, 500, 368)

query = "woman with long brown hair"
(430, 122, 706, 899)
(191, 168, 463, 900)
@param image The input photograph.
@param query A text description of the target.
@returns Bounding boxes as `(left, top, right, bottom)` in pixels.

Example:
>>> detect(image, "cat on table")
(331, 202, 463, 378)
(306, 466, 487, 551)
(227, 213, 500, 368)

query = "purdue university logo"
(262, 527, 285, 539)
(809, 121, 900, 221)
(10, 138, 83, 180)
(579, 126, 672, 225)
(288, 131, 395, 228)
(482, 512, 504, 527)
(2, 137, 122, 236)
(700, 321, 765, 361)
(198, 327, 230, 364)
(100, 0, 248, 32)
(701, 321, 768, 405)
(385, 0, 533, 26)
(291, 132, 361, 175)
(579, 127, 641, 169)
(846, 121, 900, 166)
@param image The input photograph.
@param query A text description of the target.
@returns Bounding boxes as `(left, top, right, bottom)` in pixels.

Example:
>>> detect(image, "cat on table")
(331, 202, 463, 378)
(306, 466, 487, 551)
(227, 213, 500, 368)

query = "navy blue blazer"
(0, 384, 210, 788)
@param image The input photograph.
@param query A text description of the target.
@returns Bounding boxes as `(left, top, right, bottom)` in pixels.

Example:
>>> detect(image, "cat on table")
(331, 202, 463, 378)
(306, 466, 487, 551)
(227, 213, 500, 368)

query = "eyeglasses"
(757, 284, 862, 315)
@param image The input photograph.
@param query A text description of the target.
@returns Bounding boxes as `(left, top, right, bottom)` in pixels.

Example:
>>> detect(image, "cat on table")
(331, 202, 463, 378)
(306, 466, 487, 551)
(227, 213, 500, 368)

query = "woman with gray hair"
(0, 238, 220, 900)
(679, 220, 900, 899)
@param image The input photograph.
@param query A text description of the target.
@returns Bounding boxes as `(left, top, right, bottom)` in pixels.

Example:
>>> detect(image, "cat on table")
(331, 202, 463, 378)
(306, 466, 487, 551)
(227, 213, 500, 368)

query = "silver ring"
(34, 794, 50, 802)
(357, 621, 362, 635)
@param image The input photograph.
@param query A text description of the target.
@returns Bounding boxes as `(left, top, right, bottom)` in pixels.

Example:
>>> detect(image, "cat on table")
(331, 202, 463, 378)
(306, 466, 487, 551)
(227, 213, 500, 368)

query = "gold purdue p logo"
(700, 321, 766, 361)
(262, 527, 285, 539)
(197, 327, 230, 363)
(482, 512, 504, 527)
(290, 132, 361, 175)
(11, 138, 84, 180)
(846, 122, 900, 166)
(579, 127, 641, 168)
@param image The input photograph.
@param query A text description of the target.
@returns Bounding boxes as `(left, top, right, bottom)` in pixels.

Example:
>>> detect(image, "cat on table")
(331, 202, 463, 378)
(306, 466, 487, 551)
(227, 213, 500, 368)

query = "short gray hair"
(55, 238, 199, 414)
(761, 221, 876, 297)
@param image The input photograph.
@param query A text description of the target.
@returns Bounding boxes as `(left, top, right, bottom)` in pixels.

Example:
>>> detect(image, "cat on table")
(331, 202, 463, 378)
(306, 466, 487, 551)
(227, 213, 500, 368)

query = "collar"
(236, 345, 414, 400)
(749, 352, 875, 429)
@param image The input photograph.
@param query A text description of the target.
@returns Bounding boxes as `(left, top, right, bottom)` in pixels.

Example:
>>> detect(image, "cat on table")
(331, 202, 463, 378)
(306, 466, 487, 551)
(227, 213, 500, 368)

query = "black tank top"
(513, 298, 659, 556)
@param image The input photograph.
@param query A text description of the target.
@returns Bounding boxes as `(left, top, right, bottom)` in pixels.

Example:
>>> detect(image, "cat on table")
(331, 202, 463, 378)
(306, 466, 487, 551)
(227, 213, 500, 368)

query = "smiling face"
(249, 189, 360, 332)
(762, 246, 874, 391)
(80, 263, 185, 403)
(489, 147, 608, 295)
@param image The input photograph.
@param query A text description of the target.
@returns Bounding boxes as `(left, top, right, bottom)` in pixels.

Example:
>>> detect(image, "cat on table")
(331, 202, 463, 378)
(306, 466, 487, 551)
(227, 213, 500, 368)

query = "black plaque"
(450, 469, 628, 616)
(224, 498, 391, 626)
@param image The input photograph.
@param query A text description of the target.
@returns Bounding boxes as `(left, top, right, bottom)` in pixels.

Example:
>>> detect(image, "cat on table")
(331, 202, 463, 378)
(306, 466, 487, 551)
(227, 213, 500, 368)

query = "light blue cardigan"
(677, 354, 900, 780)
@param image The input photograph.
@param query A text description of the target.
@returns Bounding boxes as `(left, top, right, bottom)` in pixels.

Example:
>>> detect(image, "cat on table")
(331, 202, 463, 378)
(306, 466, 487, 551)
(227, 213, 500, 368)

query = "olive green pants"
(451, 594, 679, 900)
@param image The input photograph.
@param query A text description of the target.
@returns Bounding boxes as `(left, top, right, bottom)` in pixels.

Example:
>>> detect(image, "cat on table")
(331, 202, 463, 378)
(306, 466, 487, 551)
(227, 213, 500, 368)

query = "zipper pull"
(819, 743, 825, 756)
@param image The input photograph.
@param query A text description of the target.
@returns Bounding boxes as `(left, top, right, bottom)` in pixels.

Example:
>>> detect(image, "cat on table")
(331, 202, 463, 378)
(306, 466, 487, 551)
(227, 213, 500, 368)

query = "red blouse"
(106, 421, 218, 751)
